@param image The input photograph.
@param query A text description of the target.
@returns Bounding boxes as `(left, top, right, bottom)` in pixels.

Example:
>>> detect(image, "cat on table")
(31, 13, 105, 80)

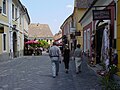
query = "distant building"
(54, 30, 62, 46)
(54, 30, 62, 40)
(28, 23, 53, 45)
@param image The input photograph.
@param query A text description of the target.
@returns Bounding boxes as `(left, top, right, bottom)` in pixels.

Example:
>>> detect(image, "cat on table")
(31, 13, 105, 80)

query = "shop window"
(87, 29, 90, 51)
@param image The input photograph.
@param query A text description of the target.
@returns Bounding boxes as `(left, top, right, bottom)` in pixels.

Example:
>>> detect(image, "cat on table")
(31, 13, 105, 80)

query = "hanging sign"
(70, 34, 75, 39)
(93, 9, 111, 20)
(75, 31, 81, 36)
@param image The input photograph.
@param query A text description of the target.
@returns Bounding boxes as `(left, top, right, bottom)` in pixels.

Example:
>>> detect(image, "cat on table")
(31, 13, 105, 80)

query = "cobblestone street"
(0, 52, 102, 90)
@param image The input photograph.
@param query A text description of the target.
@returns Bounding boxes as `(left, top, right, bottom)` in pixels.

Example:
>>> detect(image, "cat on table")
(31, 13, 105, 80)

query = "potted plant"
(100, 64, 120, 90)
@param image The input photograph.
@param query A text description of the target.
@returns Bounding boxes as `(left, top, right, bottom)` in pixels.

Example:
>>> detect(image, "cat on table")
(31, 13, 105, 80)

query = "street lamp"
(0, 6, 2, 13)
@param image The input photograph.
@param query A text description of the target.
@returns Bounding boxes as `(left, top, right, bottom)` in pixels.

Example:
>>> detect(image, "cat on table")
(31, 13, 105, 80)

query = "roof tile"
(28, 23, 53, 38)
(75, 0, 94, 8)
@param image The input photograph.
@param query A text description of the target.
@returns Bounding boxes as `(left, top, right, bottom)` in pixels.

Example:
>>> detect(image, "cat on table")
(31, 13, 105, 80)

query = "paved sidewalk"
(86, 56, 120, 85)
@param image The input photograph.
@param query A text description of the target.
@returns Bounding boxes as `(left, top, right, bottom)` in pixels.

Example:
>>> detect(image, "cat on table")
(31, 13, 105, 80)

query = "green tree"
(37, 40, 50, 48)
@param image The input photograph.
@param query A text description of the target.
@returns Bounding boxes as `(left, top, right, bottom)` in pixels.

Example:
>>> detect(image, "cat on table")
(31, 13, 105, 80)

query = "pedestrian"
(74, 44, 82, 74)
(49, 42, 62, 78)
(63, 44, 70, 73)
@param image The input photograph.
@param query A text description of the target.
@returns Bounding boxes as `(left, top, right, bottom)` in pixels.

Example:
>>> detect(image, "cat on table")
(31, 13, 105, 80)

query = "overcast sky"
(21, 0, 74, 35)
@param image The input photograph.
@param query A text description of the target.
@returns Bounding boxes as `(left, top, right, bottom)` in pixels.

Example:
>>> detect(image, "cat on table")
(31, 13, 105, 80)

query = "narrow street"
(0, 52, 102, 90)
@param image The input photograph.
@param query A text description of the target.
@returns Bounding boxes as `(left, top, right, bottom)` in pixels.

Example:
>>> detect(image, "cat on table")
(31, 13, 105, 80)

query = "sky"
(21, 0, 74, 35)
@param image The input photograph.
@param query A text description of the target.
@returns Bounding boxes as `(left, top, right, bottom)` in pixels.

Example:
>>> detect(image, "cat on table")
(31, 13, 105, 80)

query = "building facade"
(73, 0, 94, 50)
(60, 15, 73, 51)
(0, 0, 30, 62)
(79, 0, 117, 70)
(54, 30, 62, 43)
(60, 0, 93, 53)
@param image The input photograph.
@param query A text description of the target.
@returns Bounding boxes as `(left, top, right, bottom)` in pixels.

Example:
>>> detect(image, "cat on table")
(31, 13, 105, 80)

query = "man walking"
(49, 42, 61, 78)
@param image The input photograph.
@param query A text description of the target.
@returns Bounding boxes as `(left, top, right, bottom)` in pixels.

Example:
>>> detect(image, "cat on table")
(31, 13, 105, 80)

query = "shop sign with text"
(93, 9, 111, 20)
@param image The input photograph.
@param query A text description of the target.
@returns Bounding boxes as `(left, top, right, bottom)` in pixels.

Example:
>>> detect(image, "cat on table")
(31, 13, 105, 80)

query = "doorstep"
(88, 64, 120, 84)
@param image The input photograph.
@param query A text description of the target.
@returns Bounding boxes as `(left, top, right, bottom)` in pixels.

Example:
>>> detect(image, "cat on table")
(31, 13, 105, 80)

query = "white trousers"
(75, 57, 82, 72)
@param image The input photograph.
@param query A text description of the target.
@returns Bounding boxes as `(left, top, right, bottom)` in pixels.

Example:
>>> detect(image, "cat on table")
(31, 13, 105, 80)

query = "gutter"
(18, 0, 31, 24)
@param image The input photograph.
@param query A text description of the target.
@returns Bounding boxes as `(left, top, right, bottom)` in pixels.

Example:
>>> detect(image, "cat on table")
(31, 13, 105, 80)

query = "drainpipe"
(8, 0, 13, 59)
(113, 0, 118, 65)
(114, 0, 117, 50)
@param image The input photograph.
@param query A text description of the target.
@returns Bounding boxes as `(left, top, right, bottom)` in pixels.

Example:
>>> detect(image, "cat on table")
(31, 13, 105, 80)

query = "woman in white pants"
(74, 44, 82, 74)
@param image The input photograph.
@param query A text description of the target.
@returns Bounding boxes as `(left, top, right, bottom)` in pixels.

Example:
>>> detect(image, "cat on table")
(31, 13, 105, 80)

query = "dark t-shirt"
(63, 48, 70, 62)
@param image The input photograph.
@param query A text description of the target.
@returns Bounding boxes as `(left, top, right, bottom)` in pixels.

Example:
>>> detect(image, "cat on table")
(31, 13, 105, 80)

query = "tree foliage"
(37, 40, 50, 48)
(28, 40, 50, 49)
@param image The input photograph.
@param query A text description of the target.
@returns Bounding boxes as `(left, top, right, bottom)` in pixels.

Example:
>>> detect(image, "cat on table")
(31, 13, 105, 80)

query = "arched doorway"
(13, 32, 17, 58)
(95, 21, 108, 64)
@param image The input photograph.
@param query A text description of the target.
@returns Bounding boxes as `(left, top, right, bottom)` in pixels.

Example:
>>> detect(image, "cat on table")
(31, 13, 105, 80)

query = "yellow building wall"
(117, 0, 120, 76)
(0, 26, 9, 54)
(0, 0, 9, 23)
(0, 0, 9, 54)
(0, 15, 9, 24)
(73, 8, 87, 49)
